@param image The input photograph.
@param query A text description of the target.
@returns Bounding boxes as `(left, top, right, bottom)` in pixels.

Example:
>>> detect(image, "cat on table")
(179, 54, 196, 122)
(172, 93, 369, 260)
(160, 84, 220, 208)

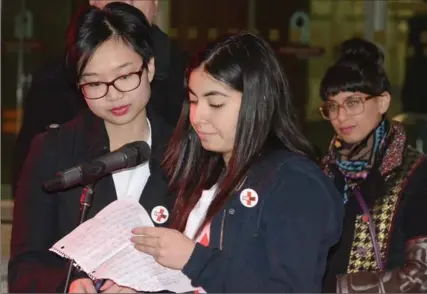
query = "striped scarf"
(332, 120, 389, 203)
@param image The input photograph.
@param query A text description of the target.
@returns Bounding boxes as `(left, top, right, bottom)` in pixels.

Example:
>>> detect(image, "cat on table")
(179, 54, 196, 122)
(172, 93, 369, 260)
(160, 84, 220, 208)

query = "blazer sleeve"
(8, 130, 70, 293)
(182, 157, 344, 292)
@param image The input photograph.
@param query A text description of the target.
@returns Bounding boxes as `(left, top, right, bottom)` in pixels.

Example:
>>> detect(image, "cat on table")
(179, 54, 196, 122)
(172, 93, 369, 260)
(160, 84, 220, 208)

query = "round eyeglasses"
(319, 95, 377, 120)
(79, 68, 145, 100)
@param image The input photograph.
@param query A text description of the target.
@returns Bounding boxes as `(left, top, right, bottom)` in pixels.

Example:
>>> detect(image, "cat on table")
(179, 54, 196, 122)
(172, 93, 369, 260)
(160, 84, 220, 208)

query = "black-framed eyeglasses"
(319, 95, 377, 120)
(79, 68, 145, 100)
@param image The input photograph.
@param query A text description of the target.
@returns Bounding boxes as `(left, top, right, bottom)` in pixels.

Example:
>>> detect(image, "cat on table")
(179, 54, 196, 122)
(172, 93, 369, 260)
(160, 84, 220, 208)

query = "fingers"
(131, 227, 167, 237)
(83, 279, 97, 293)
(102, 284, 136, 293)
(133, 243, 158, 256)
(102, 283, 120, 293)
(69, 279, 85, 293)
(69, 278, 96, 293)
(70, 278, 135, 294)
(130, 235, 158, 248)
(118, 287, 137, 293)
(131, 233, 161, 256)
(99, 279, 115, 291)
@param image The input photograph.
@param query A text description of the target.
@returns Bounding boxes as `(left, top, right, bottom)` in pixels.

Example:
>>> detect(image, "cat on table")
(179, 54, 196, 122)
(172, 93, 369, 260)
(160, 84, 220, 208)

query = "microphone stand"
(63, 184, 95, 293)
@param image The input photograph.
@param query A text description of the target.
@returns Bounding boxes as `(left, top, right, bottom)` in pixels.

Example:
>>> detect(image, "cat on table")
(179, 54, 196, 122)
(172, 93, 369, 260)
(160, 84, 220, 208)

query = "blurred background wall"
(2, 1, 427, 274)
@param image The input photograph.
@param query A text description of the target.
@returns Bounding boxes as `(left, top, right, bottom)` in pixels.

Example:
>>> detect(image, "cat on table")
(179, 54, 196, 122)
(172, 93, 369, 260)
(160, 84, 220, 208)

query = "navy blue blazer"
(182, 150, 344, 293)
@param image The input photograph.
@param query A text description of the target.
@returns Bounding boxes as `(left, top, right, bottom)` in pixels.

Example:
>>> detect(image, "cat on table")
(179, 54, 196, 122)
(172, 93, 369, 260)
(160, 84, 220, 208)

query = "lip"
(339, 126, 355, 134)
(110, 104, 130, 116)
(197, 131, 216, 140)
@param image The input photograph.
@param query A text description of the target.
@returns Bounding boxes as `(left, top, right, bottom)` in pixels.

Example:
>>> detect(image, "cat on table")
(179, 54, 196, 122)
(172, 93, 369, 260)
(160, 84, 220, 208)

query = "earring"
(334, 136, 342, 149)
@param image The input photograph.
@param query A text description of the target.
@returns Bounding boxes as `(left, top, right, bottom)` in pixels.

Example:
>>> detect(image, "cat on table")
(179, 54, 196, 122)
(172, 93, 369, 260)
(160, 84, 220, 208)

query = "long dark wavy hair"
(163, 32, 315, 236)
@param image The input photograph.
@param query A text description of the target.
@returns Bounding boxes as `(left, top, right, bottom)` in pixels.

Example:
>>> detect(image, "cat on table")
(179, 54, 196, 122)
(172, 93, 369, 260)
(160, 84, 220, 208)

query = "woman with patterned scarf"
(319, 38, 427, 293)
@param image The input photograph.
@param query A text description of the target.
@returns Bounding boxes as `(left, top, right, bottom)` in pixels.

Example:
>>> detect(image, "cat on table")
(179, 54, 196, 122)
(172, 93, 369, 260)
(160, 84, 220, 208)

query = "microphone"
(44, 141, 151, 191)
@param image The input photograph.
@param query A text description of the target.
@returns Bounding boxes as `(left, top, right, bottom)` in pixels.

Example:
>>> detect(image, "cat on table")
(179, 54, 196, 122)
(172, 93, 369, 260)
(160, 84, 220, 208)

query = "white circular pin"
(239, 188, 258, 208)
(151, 206, 169, 224)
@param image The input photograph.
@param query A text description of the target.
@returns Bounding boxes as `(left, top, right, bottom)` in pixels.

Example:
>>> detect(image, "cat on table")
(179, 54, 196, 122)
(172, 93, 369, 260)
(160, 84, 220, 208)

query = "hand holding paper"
(131, 227, 195, 270)
(50, 200, 195, 293)
(68, 278, 96, 293)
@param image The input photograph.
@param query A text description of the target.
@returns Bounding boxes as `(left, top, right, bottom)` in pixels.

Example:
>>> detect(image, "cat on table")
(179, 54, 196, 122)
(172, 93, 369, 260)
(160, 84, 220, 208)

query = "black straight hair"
(320, 38, 391, 101)
(163, 32, 315, 236)
(65, 2, 153, 85)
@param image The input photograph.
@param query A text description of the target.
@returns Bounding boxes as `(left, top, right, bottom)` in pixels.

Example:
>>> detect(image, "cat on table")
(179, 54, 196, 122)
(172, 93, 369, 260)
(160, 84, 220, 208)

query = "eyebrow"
(81, 62, 134, 78)
(327, 94, 361, 102)
(188, 87, 230, 98)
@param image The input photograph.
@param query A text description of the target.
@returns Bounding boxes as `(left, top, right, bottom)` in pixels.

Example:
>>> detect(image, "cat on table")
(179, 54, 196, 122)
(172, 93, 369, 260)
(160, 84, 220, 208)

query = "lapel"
(79, 110, 117, 220)
(81, 108, 174, 225)
(138, 108, 174, 227)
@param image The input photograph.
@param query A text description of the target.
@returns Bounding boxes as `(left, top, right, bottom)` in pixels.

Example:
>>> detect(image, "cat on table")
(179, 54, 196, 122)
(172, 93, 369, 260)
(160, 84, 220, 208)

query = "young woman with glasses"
(319, 38, 427, 293)
(9, 3, 175, 293)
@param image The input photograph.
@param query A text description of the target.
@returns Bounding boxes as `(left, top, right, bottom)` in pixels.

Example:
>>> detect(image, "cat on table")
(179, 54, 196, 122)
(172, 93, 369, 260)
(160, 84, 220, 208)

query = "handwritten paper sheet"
(50, 200, 195, 292)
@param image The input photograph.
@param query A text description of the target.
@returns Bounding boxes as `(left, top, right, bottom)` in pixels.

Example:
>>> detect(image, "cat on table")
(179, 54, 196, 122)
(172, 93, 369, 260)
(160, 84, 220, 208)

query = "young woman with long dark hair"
(131, 32, 344, 293)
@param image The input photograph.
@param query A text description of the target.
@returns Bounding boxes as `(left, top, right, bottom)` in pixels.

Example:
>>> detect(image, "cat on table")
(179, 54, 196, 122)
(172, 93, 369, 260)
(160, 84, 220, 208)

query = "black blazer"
(8, 108, 175, 293)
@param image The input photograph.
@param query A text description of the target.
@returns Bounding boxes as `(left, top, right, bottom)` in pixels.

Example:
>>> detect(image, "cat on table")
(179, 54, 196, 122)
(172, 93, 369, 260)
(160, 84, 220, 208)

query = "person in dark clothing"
(401, 12, 427, 115)
(319, 38, 427, 293)
(12, 0, 188, 196)
(131, 32, 344, 293)
(401, 12, 427, 153)
(9, 4, 176, 292)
